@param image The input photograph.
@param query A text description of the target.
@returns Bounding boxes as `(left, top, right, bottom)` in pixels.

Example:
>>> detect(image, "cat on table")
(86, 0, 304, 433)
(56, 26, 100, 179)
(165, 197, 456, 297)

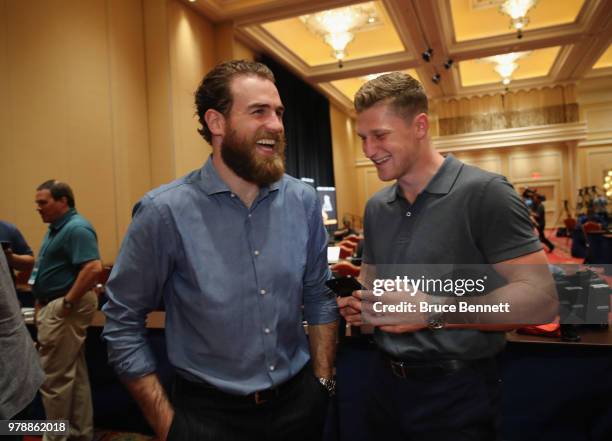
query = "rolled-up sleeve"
(301, 191, 338, 325)
(102, 197, 175, 378)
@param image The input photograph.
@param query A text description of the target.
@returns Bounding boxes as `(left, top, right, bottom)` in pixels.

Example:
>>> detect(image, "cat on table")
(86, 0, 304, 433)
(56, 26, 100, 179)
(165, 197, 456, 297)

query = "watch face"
(428, 317, 445, 330)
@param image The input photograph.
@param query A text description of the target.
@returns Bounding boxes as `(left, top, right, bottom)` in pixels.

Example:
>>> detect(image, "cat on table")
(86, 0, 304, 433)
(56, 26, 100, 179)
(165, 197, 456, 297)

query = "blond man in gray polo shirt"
(337, 72, 557, 441)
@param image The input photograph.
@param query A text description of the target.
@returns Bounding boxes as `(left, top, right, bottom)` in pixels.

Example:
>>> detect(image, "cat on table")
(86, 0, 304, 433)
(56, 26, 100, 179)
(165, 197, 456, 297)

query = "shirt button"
(254, 250, 260, 256)
(230, 193, 236, 198)
(264, 327, 271, 334)
(269, 365, 275, 371)
(406, 211, 412, 217)
(248, 214, 252, 218)
(260, 289, 266, 295)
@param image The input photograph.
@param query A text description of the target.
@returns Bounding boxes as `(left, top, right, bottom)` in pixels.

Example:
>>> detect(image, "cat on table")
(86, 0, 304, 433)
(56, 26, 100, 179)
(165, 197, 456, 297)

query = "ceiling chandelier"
(483, 51, 531, 86)
(500, 0, 538, 38)
(300, 2, 379, 67)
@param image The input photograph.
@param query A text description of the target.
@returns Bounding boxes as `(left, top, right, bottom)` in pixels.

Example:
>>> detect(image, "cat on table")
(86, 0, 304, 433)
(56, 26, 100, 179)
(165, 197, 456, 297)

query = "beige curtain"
(433, 85, 579, 135)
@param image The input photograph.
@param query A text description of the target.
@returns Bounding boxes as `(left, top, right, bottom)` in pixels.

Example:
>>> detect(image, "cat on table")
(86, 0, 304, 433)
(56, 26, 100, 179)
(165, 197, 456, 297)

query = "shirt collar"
(423, 154, 462, 195)
(196, 155, 282, 196)
(384, 154, 462, 203)
(50, 208, 77, 231)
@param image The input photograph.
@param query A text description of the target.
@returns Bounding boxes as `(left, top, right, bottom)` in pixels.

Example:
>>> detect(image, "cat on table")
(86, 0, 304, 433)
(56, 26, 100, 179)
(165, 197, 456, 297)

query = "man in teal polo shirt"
(32, 180, 102, 441)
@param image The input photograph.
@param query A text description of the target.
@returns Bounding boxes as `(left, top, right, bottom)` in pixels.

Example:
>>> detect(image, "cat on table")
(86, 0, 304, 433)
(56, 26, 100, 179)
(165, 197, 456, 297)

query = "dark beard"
(221, 128, 286, 186)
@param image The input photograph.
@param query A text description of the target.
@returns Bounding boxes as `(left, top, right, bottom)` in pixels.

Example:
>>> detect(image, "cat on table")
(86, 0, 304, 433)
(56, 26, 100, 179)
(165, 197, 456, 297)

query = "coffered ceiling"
(185, 0, 612, 114)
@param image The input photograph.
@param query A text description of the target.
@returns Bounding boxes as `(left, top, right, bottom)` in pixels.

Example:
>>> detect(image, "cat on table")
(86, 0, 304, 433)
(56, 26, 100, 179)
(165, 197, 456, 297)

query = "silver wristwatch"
(318, 377, 336, 397)
(428, 311, 446, 330)
(62, 298, 75, 310)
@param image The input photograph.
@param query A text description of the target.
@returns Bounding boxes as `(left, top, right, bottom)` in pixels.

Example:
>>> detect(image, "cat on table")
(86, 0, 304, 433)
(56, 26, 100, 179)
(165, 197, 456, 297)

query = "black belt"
(383, 354, 486, 379)
(174, 364, 307, 405)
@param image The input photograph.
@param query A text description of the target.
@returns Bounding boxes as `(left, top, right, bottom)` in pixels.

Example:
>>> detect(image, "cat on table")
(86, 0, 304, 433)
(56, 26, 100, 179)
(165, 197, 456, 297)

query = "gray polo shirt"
(363, 155, 541, 360)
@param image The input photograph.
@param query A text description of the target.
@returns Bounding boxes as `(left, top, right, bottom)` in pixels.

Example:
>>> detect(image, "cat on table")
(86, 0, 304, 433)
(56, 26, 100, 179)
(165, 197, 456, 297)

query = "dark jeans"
(168, 364, 329, 441)
(366, 355, 502, 441)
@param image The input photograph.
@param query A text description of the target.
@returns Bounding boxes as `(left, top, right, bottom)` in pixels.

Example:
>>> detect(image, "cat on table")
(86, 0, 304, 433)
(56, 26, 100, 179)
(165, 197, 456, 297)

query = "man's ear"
(204, 109, 226, 138)
(413, 113, 429, 139)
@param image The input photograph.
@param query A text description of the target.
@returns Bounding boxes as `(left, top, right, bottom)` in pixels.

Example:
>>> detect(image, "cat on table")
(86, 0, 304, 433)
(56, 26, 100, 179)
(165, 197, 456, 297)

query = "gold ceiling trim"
(186, 0, 612, 114)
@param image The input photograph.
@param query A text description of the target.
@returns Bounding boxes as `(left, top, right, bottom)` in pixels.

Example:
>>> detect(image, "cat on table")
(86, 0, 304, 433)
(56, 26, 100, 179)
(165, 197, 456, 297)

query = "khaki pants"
(36, 291, 98, 441)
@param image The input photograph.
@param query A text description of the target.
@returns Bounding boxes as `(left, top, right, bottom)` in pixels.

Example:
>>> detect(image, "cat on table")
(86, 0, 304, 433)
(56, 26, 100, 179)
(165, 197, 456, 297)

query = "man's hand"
(338, 289, 429, 333)
(337, 292, 364, 326)
(58, 305, 72, 318)
(62, 259, 102, 306)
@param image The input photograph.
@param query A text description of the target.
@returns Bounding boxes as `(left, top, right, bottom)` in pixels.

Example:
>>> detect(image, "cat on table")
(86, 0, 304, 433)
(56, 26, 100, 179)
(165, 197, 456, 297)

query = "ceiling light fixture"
(300, 2, 379, 67)
(482, 51, 531, 86)
(500, 0, 538, 39)
(431, 73, 441, 85)
(422, 48, 433, 62)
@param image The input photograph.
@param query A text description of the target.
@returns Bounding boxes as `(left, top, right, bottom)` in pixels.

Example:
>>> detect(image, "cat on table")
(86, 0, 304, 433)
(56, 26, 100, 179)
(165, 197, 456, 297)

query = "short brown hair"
(37, 180, 75, 208)
(354, 72, 428, 122)
(195, 60, 276, 143)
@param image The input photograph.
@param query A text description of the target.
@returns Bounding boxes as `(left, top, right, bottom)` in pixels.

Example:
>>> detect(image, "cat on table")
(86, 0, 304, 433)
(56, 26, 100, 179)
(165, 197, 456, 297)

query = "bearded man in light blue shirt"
(102, 60, 339, 441)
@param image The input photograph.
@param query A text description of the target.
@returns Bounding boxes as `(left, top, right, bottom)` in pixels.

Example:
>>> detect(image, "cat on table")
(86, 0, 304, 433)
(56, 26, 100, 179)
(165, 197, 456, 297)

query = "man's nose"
(362, 139, 377, 159)
(265, 114, 284, 134)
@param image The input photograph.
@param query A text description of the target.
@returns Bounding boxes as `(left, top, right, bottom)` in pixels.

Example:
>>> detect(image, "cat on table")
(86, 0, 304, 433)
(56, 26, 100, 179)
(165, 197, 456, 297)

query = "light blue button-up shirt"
(102, 157, 337, 395)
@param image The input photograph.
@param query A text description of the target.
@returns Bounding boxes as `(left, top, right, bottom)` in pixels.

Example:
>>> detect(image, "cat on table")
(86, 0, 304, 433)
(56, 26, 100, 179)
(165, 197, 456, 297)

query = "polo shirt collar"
(384, 154, 462, 203)
(424, 154, 462, 195)
(50, 208, 77, 231)
(197, 155, 281, 196)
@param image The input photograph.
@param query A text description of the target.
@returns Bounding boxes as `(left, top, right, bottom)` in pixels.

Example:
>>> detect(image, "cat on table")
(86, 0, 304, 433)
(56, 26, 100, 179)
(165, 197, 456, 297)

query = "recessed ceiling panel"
(458, 46, 561, 87)
(593, 45, 612, 70)
(330, 69, 420, 102)
(260, 1, 404, 67)
(449, 0, 584, 42)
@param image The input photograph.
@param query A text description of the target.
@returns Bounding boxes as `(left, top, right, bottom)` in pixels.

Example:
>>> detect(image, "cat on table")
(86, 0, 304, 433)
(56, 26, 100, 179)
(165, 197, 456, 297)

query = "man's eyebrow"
(247, 103, 285, 112)
(358, 129, 391, 137)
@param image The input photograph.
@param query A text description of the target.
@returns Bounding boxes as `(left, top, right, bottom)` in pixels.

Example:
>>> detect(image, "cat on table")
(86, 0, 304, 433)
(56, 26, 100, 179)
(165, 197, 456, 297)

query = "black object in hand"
(325, 276, 365, 297)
